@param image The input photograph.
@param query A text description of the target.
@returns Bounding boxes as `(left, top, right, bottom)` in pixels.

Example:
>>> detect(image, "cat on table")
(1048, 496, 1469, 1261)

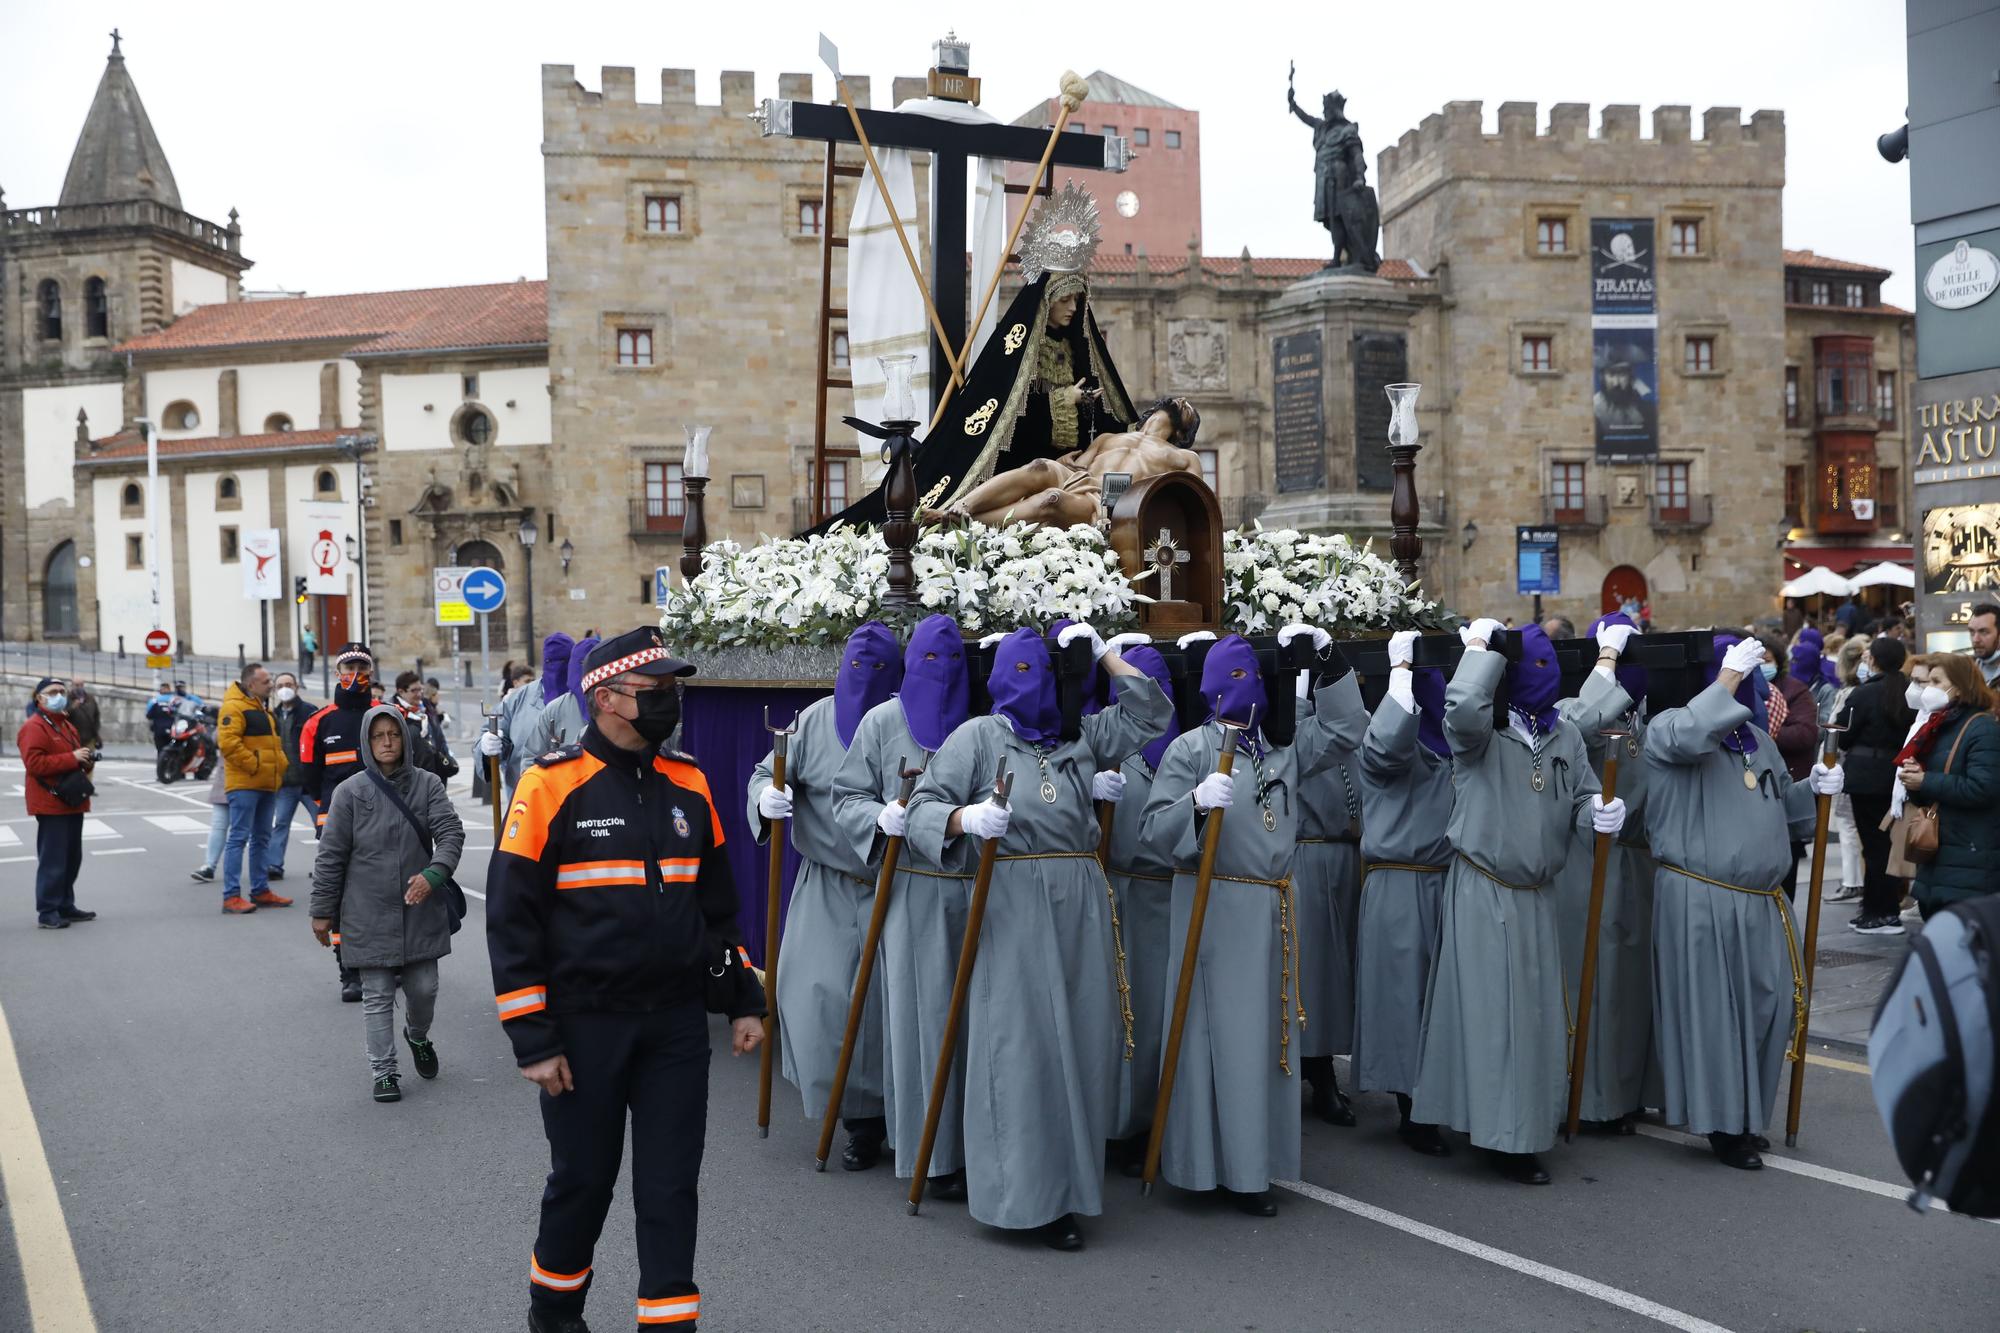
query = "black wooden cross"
(759, 97, 1127, 412)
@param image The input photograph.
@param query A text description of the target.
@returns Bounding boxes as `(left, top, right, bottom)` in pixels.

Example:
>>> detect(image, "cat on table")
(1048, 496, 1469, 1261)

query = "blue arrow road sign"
(462, 568, 508, 613)
(655, 567, 673, 608)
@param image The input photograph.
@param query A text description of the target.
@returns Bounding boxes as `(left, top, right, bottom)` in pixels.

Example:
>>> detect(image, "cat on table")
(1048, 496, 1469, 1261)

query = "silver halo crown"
(1019, 180, 1102, 282)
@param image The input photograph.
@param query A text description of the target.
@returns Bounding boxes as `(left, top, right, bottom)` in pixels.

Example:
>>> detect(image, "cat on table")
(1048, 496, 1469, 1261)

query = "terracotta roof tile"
(116, 281, 546, 356)
(84, 426, 354, 463)
(1785, 302, 1913, 317)
(1783, 248, 1892, 276)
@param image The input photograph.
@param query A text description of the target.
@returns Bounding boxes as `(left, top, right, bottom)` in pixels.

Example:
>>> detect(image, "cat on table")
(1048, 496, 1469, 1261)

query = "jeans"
(361, 961, 438, 1078)
(204, 805, 228, 869)
(222, 788, 276, 901)
(33, 814, 84, 924)
(265, 786, 316, 874)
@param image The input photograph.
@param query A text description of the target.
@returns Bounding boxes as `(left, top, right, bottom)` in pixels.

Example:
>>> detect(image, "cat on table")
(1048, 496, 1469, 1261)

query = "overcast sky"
(1, 0, 1917, 306)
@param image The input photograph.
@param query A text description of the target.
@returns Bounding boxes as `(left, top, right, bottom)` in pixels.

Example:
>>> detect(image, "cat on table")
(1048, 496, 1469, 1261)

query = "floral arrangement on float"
(658, 519, 1449, 652)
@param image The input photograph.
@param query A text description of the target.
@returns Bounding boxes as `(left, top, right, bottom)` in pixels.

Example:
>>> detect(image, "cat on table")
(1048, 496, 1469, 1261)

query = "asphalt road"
(0, 760, 1994, 1333)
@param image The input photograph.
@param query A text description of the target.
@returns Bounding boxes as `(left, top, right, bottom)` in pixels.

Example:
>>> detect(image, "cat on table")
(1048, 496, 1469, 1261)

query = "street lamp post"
(517, 511, 538, 667)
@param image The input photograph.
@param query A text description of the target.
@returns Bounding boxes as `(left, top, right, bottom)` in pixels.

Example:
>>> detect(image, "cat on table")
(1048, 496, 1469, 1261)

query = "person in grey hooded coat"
(310, 704, 465, 1102)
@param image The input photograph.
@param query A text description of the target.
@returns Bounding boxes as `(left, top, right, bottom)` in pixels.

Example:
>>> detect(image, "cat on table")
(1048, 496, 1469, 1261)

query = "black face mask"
(629, 687, 682, 744)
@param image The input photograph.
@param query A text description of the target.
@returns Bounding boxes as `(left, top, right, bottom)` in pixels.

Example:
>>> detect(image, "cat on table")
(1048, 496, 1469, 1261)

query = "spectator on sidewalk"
(146, 679, 180, 752)
(217, 662, 289, 915)
(66, 680, 102, 752)
(18, 677, 97, 930)
(190, 763, 229, 882)
(394, 671, 457, 782)
(310, 705, 464, 1103)
(300, 626, 318, 677)
(1837, 637, 1917, 934)
(1971, 602, 1999, 691)
(1899, 654, 2000, 924)
(265, 671, 317, 883)
(1825, 635, 1872, 903)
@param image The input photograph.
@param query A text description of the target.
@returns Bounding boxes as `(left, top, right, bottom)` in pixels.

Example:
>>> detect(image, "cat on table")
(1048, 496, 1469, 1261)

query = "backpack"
(1869, 895, 2000, 1215)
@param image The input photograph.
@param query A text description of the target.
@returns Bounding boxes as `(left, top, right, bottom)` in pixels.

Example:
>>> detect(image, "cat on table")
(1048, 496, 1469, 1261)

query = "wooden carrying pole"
(1786, 725, 1846, 1148)
(817, 758, 922, 1170)
(757, 709, 796, 1139)
(907, 762, 1012, 1214)
(1141, 715, 1247, 1195)
(1564, 739, 1625, 1141)
(483, 707, 505, 840)
(1095, 800, 1116, 869)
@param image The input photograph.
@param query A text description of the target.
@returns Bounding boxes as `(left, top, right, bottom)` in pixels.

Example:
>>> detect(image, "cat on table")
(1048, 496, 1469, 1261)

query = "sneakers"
(250, 890, 293, 908)
(373, 1073, 401, 1103)
(1825, 883, 1863, 903)
(405, 1029, 440, 1080)
(340, 978, 363, 1003)
(190, 865, 216, 883)
(37, 917, 69, 930)
(265, 867, 285, 882)
(221, 896, 258, 915)
(1849, 913, 1907, 936)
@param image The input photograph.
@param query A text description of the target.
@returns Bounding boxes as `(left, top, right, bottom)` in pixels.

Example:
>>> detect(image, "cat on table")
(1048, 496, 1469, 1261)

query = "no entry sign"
(144, 629, 171, 655)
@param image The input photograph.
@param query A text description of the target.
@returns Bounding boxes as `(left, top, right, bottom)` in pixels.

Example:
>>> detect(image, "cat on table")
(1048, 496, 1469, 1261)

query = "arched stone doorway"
(44, 541, 79, 637)
(1601, 565, 1648, 618)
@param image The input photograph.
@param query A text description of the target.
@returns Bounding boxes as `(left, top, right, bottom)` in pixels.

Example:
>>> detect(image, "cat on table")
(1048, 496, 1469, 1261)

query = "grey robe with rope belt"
(751, 697, 883, 1125)
(1411, 649, 1600, 1154)
(830, 698, 974, 1177)
(1643, 681, 1818, 1137)
(1104, 751, 1173, 1143)
(1352, 688, 1454, 1097)
(1292, 683, 1371, 1060)
(904, 674, 1171, 1230)
(1140, 675, 1363, 1194)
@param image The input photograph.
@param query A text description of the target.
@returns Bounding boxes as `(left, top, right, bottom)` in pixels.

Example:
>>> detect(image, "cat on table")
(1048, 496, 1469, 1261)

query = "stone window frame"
(1524, 202, 1580, 260)
(36, 278, 63, 342)
(125, 534, 144, 569)
(315, 467, 342, 501)
(120, 481, 145, 518)
(219, 525, 240, 564)
(1510, 318, 1566, 378)
(216, 474, 242, 511)
(452, 401, 499, 446)
(629, 179, 697, 241)
(163, 399, 201, 431)
(84, 276, 111, 341)
(1662, 203, 1716, 262)
(1673, 320, 1728, 379)
(784, 183, 826, 243)
(264, 412, 294, 434)
(603, 312, 669, 372)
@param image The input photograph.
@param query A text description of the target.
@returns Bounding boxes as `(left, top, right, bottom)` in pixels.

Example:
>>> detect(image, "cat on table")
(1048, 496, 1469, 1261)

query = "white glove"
(1721, 638, 1767, 677)
(1387, 666, 1416, 714)
(959, 798, 1011, 842)
(877, 800, 908, 838)
(757, 784, 794, 821)
(977, 632, 1008, 650)
(1057, 622, 1110, 660)
(1193, 771, 1235, 813)
(476, 731, 505, 757)
(1176, 630, 1217, 650)
(1277, 623, 1331, 652)
(1595, 623, 1637, 657)
(1590, 794, 1627, 835)
(1388, 630, 1419, 669)
(1092, 770, 1126, 802)
(1809, 762, 1845, 797)
(1107, 632, 1152, 654)
(1460, 617, 1505, 649)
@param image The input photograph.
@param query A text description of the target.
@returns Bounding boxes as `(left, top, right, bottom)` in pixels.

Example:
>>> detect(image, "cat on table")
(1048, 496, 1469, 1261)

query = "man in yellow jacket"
(217, 662, 289, 914)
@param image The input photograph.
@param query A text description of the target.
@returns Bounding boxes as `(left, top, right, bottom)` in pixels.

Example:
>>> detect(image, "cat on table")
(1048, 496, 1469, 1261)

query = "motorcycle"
(157, 698, 217, 784)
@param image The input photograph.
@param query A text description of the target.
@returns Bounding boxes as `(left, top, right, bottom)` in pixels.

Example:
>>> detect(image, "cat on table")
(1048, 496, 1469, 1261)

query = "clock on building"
(1115, 190, 1140, 219)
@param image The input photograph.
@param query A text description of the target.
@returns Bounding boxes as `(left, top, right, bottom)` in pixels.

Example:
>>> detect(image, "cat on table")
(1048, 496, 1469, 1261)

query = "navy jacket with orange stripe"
(298, 682, 374, 824)
(486, 725, 764, 1066)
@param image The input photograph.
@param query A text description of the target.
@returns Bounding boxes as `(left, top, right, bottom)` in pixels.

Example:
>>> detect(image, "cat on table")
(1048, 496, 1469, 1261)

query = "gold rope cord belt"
(1174, 870, 1305, 1076)
(1113, 870, 1174, 883)
(1455, 852, 1541, 892)
(1658, 863, 1808, 1064)
(1364, 861, 1448, 876)
(996, 852, 1135, 1061)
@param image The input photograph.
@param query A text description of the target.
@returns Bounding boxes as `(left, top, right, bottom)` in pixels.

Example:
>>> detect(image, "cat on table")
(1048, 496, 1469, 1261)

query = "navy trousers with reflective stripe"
(531, 1003, 709, 1316)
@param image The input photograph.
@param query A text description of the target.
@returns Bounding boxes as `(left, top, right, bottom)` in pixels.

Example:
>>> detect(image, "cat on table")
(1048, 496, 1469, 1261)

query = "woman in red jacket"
(17, 676, 97, 929)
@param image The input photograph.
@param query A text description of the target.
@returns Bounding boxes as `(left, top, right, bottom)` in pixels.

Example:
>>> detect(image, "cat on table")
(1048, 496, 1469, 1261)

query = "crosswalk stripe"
(80, 818, 118, 840)
(1632, 1124, 1998, 1223)
(0, 826, 19, 848)
(143, 814, 211, 835)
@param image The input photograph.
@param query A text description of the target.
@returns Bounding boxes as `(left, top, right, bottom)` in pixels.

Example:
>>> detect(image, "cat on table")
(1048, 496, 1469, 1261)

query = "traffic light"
(294, 576, 308, 605)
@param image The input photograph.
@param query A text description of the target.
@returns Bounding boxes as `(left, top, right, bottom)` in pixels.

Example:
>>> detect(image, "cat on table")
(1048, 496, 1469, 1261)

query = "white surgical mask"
(1906, 681, 1950, 713)
(1855, 662, 1874, 683)
(276, 686, 297, 703)
(1758, 662, 1778, 681)
(42, 693, 67, 713)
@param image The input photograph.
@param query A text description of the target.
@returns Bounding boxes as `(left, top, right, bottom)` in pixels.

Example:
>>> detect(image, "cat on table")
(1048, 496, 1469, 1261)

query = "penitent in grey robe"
(904, 674, 1172, 1230)
(1140, 675, 1363, 1194)
(1553, 669, 1661, 1123)
(1104, 753, 1173, 1143)
(1351, 689, 1454, 1097)
(1291, 686, 1370, 1060)
(1411, 650, 1600, 1155)
(751, 696, 884, 1125)
(1643, 682, 1819, 1137)
(830, 698, 973, 1177)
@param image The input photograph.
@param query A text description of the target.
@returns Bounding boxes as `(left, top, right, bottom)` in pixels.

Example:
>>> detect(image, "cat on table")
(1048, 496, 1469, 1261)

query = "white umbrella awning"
(1782, 566, 1855, 598)
(1849, 560, 1915, 589)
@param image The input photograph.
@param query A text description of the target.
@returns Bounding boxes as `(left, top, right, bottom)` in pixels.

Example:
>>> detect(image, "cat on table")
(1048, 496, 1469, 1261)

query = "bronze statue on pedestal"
(1288, 65, 1381, 274)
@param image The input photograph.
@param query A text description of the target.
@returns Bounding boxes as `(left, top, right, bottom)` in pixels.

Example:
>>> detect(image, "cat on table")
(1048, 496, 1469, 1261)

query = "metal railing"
(1541, 494, 1609, 529)
(0, 640, 253, 698)
(1649, 493, 1715, 531)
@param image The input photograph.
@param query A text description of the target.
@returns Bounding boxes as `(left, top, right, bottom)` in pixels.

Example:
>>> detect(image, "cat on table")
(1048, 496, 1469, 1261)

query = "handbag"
(364, 768, 468, 933)
(1902, 714, 1987, 866)
(36, 716, 94, 807)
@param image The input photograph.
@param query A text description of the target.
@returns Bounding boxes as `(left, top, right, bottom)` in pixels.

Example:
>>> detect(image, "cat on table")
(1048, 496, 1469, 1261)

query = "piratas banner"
(1592, 218, 1658, 461)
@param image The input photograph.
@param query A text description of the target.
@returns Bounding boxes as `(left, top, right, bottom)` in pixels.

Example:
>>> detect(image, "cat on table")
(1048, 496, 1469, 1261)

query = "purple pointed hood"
(539, 632, 574, 699)
(988, 627, 1060, 743)
(1588, 611, 1647, 703)
(1412, 666, 1450, 758)
(1122, 644, 1179, 769)
(1202, 634, 1268, 735)
(1050, 618, 1105, 716)
(836, 621, 903, 749)
(1507, 624, 1563, 731)
(1789, 628, 1825, 687)
(566, 636, 601, 711)
(1707, 633, 1759, 753)
(900, 614, 969, 753)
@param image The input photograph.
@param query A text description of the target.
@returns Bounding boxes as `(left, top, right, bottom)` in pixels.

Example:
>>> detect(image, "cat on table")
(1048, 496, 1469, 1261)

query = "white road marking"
(91, 847, 145, 857)
(79, 818, 118, 840)
(109, 776, 213, 810)
(462, 886, 486, 900)
(1632, 1124, 1998, 1222)
(0, 825, 19, 847)
(0, 855, 35, 864)
(0, 998, 100, 1331)
(143, 814, 210, 835)
(1277, 1177, 1733, 1332)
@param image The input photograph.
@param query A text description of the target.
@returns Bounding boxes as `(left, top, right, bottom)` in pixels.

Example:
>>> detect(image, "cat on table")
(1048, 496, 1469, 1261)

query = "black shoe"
(190, 865, 215, 882)
(1038, 1213, 1084, 1251)
(373, 1074, 401, 1103)
(1110, 1134, 1148, 1178)
(1707, 1132, 1763, 1170)
(841, 1131, 884, 1172)
(1308, 1079, 1357, 1128)
(1848, 913, 1906, 937)
(927, 1169, 968, 1202)
(265, 867, 284, 882)
(58, 908, 97, 922)
(341, 979, 363, 1003)
(37, 917, 69, 930)
(1227, 1188, 1279, 1217)
(1748, 1133, 1771, 1151)
(1397, 1120, 1451, 1157)
(525, 1310, 592, 1333)
(1489, 1150, 1551, 1185)
(405, 1029, 439, 1080)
